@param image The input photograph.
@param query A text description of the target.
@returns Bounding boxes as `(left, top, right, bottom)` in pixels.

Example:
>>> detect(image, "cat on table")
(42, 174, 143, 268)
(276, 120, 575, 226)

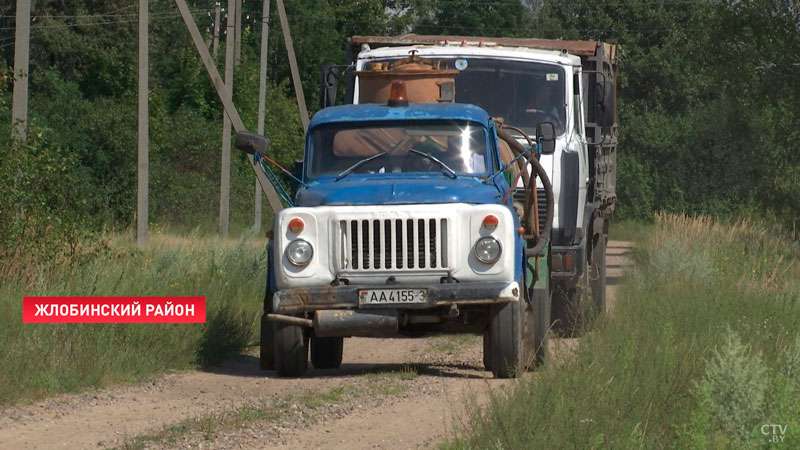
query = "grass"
(0, 230, 267, 404)
(121, 388, 344, 449)
(425, 333, 481, 355)
(445, 214, 800, 449)
(608, 218, 654, 244)
(119, 368, 420, 449)
(365, 365, 420, 394)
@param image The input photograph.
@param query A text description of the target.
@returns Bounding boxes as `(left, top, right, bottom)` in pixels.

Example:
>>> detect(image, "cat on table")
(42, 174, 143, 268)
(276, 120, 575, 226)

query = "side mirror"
(235, 132, 270, 157)
(320, 63, 339, 108)
(536, 122, 556, 155)
(598, 80, 616, 127)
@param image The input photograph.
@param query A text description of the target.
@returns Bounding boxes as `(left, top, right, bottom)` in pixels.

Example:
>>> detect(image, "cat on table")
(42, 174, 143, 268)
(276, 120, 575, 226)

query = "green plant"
(694, 330, 768, 446)
(444, 214, 800, 449)
(0, 232, 266, 404)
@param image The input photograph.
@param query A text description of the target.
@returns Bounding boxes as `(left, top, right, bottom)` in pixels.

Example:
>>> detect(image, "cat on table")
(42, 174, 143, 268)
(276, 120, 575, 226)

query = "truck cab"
(250, 91, 553, 379)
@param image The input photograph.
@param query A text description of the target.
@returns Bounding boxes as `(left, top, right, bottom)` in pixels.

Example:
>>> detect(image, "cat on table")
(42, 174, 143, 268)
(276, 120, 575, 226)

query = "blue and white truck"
(239, 34, 617, 378)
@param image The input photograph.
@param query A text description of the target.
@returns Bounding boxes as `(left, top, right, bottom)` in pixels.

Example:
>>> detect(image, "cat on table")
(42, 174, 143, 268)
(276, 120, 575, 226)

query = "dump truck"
(322, 34, 619, 333)
(239, 34, 617, 378)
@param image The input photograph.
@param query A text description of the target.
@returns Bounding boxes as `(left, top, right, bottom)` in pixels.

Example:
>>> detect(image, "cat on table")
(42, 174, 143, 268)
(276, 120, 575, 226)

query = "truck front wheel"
(528, 277, 551, 366)
(551, 280, 587, 337)
(259, 314, 274, 370)
(274, 320, 308, 377)
(311, 336, 344, 369)
(489, 298, 524, 378)
(590, 234, 608, 314)
(482, 331, 492, 372)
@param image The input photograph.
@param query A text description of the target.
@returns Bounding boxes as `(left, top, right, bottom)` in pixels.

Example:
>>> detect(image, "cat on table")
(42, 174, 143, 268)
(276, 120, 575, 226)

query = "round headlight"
(474, 237, 502, 264)
(286, 239, 313, 266)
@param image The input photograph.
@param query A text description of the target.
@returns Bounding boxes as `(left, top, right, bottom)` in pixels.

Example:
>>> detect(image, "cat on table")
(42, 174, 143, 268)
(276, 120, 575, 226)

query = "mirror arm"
(254, 154, 294, 207)
(486, 144, 539, 183)
(254, 152, 309, 188)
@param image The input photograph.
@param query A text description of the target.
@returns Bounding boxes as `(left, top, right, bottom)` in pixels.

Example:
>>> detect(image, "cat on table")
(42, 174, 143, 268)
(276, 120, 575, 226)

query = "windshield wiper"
(409, 149, 457, 179)
(335, 152, 388, 181)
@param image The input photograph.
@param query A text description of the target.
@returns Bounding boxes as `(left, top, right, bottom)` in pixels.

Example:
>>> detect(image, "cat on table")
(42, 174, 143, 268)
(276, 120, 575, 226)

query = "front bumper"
(272, 281, 520, 314)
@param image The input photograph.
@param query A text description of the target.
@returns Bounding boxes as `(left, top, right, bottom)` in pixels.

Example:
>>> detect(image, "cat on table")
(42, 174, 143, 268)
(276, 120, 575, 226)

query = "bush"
(0, 233, 266, 404)
(0, 125, 94, 282)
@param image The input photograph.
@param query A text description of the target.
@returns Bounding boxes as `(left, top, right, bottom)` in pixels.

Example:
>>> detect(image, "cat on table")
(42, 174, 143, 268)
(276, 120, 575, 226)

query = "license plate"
(358, 289, 427, 306)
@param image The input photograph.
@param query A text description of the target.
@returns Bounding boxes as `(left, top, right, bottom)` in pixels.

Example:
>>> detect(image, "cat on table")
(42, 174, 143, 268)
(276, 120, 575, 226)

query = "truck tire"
(529, 277, 551, 366)
(489, 297, 524, 378)
(259, 314, 274, 370)
(311, 336, 343, 369)
(551, 281, 587, 337)
(590, 234, 608, 314)
(482, 331, 492, 372)
(274, 320, 308, 377)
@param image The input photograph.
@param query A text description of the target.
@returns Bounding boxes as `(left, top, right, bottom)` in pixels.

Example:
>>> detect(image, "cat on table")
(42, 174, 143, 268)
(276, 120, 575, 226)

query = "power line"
(0, 10, 215, 31)
(0, 3, 716, 43)
(0, 6, 212, 19)
(26, 4, 139, 18)
(234, 13, 683, 35)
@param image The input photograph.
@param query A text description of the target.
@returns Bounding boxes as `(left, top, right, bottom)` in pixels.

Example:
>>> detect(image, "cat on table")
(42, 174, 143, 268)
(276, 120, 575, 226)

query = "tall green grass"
(0, 232, 267, 404)
(446, 214, 800, 449)
(608, 219, 654, 245)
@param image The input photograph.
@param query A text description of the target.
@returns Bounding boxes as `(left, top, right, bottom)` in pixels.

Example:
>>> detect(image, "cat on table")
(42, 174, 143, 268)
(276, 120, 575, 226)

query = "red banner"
(23, 297, 206, 323)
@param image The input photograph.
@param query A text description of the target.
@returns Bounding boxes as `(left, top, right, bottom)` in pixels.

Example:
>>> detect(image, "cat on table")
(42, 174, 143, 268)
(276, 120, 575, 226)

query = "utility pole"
(234, 0, 242, 66)
(11, 0, 31, 141)
(220, 0, 236, 238)
(137, 0, 149, 246)
(174, 0, 284, 214)
(212, 3, 220, 59)
(254, 0, 270, 231)
(275, 0, 308, 130)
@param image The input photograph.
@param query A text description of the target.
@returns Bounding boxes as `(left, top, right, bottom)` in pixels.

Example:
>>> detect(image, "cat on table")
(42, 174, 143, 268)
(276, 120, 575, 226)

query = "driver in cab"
(522, 80, 564, 132)
(331, 127, 486, 175)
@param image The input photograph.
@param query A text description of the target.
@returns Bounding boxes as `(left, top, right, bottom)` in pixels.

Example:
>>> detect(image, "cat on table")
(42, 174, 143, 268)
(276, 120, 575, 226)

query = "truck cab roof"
(356, 44, 581, 67)
(349, 34, 616, 61)
(308, 103, 493, 130)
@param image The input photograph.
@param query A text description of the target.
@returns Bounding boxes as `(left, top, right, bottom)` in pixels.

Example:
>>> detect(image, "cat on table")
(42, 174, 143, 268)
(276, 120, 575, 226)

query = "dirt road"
(0, 241, 632, 450)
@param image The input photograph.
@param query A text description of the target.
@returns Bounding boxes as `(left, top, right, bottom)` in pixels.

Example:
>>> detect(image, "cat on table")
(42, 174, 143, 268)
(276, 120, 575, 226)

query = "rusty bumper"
(272, 281, 520, 314)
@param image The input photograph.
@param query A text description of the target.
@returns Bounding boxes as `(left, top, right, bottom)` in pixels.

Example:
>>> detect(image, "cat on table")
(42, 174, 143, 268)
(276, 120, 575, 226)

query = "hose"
(496, 127, 554, 257)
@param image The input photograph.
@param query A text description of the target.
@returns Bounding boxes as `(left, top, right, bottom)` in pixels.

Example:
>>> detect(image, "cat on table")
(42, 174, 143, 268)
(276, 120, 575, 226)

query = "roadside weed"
(0, 232, 266, 404)
(445, 214, 800, 449)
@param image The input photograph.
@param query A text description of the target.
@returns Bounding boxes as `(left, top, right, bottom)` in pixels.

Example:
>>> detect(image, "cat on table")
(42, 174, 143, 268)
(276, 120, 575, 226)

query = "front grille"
(512, 188, 548, 233)
(340, 218, 448, 271)
(536, 188, 548, 233)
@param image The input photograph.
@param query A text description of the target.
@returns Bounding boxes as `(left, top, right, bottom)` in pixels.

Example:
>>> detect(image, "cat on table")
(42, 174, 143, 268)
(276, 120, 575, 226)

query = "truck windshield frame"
(306, 120, 492, 180)
(360, 57, 567, 136)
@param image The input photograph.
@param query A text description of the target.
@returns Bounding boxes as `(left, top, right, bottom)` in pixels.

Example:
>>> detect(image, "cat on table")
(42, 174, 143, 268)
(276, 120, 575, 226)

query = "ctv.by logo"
(761, 424, 788, 443)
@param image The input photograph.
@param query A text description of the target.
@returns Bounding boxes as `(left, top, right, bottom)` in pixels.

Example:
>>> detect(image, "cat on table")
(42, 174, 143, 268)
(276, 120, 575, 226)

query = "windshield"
(308, 121, 488, 178)
(360, 57, 567, 135)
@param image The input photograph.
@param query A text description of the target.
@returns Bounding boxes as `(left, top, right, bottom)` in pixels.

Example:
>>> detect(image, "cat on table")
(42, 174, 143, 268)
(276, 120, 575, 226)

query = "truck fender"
(264, 241, 277, 313)
(583, 205, 605, 264)
(558, 151, 580, 245)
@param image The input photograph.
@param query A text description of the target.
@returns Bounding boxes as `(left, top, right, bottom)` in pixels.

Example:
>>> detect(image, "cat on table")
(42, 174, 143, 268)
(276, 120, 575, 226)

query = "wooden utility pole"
(11, 0, 31, 141)
(275, 0, 308, 130)
(234, 0, 242, 66)
(137, 0, 149, 246)
(174, 0, 284, 215)
(254, 0, 271, 231)
(212, 3, 220, 59)
(219, 0, 236, 238)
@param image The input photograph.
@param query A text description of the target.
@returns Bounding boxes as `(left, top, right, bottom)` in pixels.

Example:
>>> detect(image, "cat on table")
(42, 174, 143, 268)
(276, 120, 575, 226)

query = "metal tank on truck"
(235, 56, 556, 378)
(321, 34, 619, 335)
